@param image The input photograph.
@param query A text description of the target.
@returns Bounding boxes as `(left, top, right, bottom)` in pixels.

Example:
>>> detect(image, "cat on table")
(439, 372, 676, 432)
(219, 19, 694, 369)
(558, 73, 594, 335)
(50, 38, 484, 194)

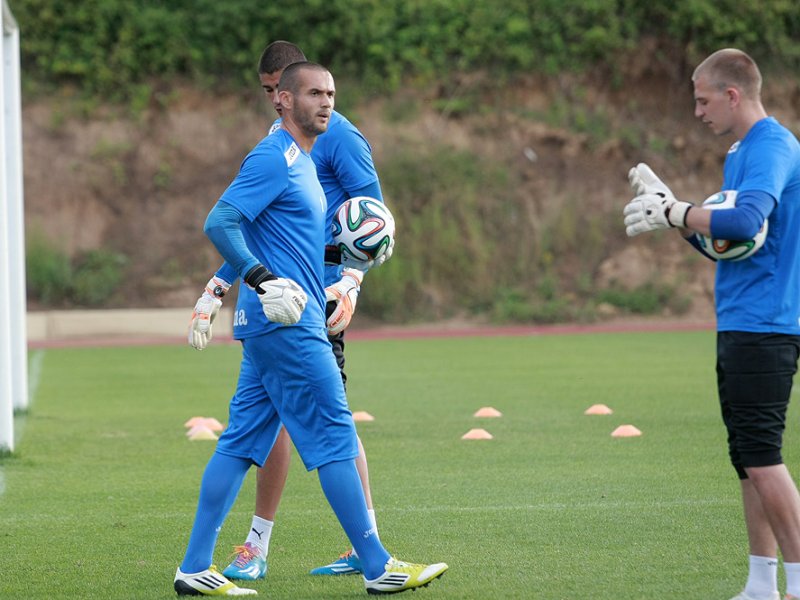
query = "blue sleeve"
(215, 262, 238, 284)
(328, 124, 380, 193)
(709, 190, 775, 240)
(204, 201, 261, 278)
(349, 180, 383, 202)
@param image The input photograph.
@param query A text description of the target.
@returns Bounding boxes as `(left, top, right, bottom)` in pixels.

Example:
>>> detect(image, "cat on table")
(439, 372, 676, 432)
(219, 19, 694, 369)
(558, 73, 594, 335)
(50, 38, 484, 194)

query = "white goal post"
(1, 0, 28, 453)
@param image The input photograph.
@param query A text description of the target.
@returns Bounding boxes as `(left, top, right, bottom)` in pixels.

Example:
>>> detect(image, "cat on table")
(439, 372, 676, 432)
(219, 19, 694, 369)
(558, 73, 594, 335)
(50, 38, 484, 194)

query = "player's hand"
(341, 238, 395, 272)
(628, 163, 675, 198)
(325, 268, 364, 336)
(188, 276, 231, 350)
(623, 193, 692, 237)
(255, 277, 308, 325)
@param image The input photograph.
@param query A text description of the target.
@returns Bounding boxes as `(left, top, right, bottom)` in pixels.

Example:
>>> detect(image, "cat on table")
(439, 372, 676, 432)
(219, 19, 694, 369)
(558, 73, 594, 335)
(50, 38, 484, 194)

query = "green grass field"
(2, 330, 799, 599)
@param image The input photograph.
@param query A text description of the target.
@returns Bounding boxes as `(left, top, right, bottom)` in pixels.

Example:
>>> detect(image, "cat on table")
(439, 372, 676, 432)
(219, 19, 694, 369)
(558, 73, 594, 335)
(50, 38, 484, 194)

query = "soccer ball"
(695, 190, 768, 261)
(331, 197, 395, 263)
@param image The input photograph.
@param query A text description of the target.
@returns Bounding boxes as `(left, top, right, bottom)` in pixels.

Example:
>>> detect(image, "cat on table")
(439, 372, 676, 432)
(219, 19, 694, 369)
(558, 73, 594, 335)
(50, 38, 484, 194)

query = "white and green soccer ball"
(695, 190, 768, 261)
(331, 196, 395, 263)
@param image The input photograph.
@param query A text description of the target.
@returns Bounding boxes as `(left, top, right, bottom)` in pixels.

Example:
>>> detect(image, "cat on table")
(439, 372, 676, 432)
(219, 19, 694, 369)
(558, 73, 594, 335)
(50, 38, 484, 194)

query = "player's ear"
(278, 90, 292, 110)
(726, 86, 740, 107)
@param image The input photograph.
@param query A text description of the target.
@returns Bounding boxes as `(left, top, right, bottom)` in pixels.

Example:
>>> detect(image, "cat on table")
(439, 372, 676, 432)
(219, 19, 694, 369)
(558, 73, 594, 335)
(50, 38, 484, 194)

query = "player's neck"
(281, 121, 316, 153)
(734, 102, 769, 141)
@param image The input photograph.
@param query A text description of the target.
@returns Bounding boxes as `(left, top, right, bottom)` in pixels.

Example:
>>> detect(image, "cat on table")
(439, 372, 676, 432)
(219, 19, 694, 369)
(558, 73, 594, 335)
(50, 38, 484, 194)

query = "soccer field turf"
(2, 329, 799, 598)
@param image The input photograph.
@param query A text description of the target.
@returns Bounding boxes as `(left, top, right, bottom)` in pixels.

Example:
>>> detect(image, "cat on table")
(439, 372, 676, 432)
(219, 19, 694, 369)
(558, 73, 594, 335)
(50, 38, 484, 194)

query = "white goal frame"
(1, 0, 28, 453)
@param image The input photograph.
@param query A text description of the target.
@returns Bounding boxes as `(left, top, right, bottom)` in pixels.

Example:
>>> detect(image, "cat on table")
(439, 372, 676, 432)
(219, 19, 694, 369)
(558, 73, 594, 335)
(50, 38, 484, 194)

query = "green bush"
(70, 250, 128, 307)
(26, 233, 128, 308)
(13, 0, 799, 102)
(25, 232, 73, 305)
(596, 282, 692, 315)
(359, 142, 511, 320)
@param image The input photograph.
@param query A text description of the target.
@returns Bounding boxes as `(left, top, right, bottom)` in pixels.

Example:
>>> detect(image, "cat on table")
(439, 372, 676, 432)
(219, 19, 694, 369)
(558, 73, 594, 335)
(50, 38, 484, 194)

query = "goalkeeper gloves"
(245, 265, 307, 325)
(628, 162, 674, 198)
(188, 276, 231, 350)
(623, 163, 692, 237)
(325, 268, 364, 336)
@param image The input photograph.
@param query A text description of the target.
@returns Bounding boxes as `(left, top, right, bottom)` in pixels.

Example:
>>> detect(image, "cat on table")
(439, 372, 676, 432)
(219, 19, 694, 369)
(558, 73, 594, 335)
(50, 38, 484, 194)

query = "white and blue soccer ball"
(695, 190, 768, 261)
(331, 196, 395, 263)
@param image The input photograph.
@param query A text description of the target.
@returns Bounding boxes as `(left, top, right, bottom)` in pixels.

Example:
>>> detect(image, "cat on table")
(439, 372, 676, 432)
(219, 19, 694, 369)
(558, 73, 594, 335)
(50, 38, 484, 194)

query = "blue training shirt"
(276, 111, 382, 285)
(216, 129, 328, 339)
(715, 116, 800, 333)
(215, 111, 381, 287)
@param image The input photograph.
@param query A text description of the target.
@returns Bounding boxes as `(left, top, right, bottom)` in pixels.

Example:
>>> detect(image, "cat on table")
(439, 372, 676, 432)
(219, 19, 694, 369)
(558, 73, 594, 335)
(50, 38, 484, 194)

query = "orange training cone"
(584, 404, 613, 415)
(184, 416, 207, 428)
(461, 428, 494, 440)
(200, 417, 225, 432)
(473, 407, 502, 418)
(188, 427, 218, 441)
(611, 424, 642, 438)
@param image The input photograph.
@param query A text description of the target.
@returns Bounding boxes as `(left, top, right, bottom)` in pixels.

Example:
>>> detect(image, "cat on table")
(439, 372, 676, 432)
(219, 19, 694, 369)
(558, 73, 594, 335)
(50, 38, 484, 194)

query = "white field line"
(2, 496, 737, 525)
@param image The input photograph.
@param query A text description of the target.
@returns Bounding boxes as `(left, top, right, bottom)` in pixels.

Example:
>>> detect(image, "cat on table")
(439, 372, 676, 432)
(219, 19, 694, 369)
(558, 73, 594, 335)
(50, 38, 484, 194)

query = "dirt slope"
(21, 67, 800, 320)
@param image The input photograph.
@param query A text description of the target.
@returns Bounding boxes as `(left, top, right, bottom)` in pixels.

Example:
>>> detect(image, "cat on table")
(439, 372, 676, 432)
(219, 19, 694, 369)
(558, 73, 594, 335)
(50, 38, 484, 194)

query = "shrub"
(26, 232, 128, 308)
(13, 0, 799, 102)
(70, 250, 128, 307)
(25, 232, 73, 306)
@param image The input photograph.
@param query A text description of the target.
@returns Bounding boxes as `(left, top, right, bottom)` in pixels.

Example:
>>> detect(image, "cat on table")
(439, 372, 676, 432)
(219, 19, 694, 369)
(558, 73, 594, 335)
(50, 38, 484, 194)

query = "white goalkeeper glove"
(623, 193, 693, 236)
(188, 276, 231, 350)
(628, 162, 674, 198)
(325, 268, 364, 336)
(623, 163, 692, 237)
(341, 237, 395, 272)
(245, 265, 307, 325)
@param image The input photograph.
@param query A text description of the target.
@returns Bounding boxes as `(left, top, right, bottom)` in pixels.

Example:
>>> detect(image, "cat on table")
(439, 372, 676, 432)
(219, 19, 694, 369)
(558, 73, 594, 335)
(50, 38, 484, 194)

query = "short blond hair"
(692, 48, 762, 100)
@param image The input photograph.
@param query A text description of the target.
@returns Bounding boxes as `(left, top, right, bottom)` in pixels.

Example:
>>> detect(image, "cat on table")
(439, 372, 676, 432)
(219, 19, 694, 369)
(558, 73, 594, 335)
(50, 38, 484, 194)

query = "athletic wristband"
(206, 277, 231, 298)
(666, 202, 693, 228)
(244, 265, 277, 292)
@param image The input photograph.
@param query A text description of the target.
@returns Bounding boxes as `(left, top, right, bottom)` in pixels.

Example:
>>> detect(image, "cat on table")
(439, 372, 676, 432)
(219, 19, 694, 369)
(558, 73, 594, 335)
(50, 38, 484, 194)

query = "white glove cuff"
(341, 268, 364, 288)
(666, 202, 692, 228)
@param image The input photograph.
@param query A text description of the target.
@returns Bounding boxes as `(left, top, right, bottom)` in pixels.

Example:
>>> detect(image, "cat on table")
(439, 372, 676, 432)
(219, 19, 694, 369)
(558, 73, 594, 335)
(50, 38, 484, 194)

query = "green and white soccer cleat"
(222, 543, 267, 580)
(364, 557, 448, 595)
(174, 565, 257, 596)
(309, 549, 363, 575)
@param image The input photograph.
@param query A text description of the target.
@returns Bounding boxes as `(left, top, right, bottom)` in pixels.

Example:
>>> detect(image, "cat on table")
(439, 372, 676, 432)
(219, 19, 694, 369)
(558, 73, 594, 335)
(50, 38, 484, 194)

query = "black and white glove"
(623, 163, 692, 237)
(628, 162, 673, 197)
(245, 265, 307, 325)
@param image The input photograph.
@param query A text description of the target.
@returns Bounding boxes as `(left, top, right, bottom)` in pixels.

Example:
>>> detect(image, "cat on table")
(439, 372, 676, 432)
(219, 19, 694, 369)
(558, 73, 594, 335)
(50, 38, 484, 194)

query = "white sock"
(744, 554, 778, 598)
(351, 509, 379, 558)
(784, 561, 800, 597)
(245, 516, 273, 557)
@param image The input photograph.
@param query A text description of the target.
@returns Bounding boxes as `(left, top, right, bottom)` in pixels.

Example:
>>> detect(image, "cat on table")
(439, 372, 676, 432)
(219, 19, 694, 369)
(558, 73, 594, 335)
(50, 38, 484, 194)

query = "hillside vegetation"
(14, 0, 800, 324)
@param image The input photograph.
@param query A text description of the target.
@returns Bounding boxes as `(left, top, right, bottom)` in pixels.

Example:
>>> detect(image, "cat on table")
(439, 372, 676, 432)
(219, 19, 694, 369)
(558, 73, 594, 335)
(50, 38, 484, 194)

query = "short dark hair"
(693, 48, 762, 100)
(257, 41, 307, 75)
(278, 61, 329, 95)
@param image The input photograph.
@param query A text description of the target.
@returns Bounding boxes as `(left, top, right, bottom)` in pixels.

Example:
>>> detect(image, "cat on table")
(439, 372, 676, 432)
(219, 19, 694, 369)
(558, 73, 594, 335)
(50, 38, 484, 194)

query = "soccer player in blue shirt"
(622, 48, 800, 600)
(174, 61, 447, 596)
(187, 42, 387, 580)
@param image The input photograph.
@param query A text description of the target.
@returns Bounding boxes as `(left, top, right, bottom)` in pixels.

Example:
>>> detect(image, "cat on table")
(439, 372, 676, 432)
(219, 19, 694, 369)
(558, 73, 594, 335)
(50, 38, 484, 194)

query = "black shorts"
(717, 331, 800, 479)
(326, 300, 347, 388)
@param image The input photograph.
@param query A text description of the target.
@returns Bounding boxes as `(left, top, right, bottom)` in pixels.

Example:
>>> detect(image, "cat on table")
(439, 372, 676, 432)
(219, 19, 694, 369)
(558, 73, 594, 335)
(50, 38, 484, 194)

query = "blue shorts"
(216, 326, 358, 471)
